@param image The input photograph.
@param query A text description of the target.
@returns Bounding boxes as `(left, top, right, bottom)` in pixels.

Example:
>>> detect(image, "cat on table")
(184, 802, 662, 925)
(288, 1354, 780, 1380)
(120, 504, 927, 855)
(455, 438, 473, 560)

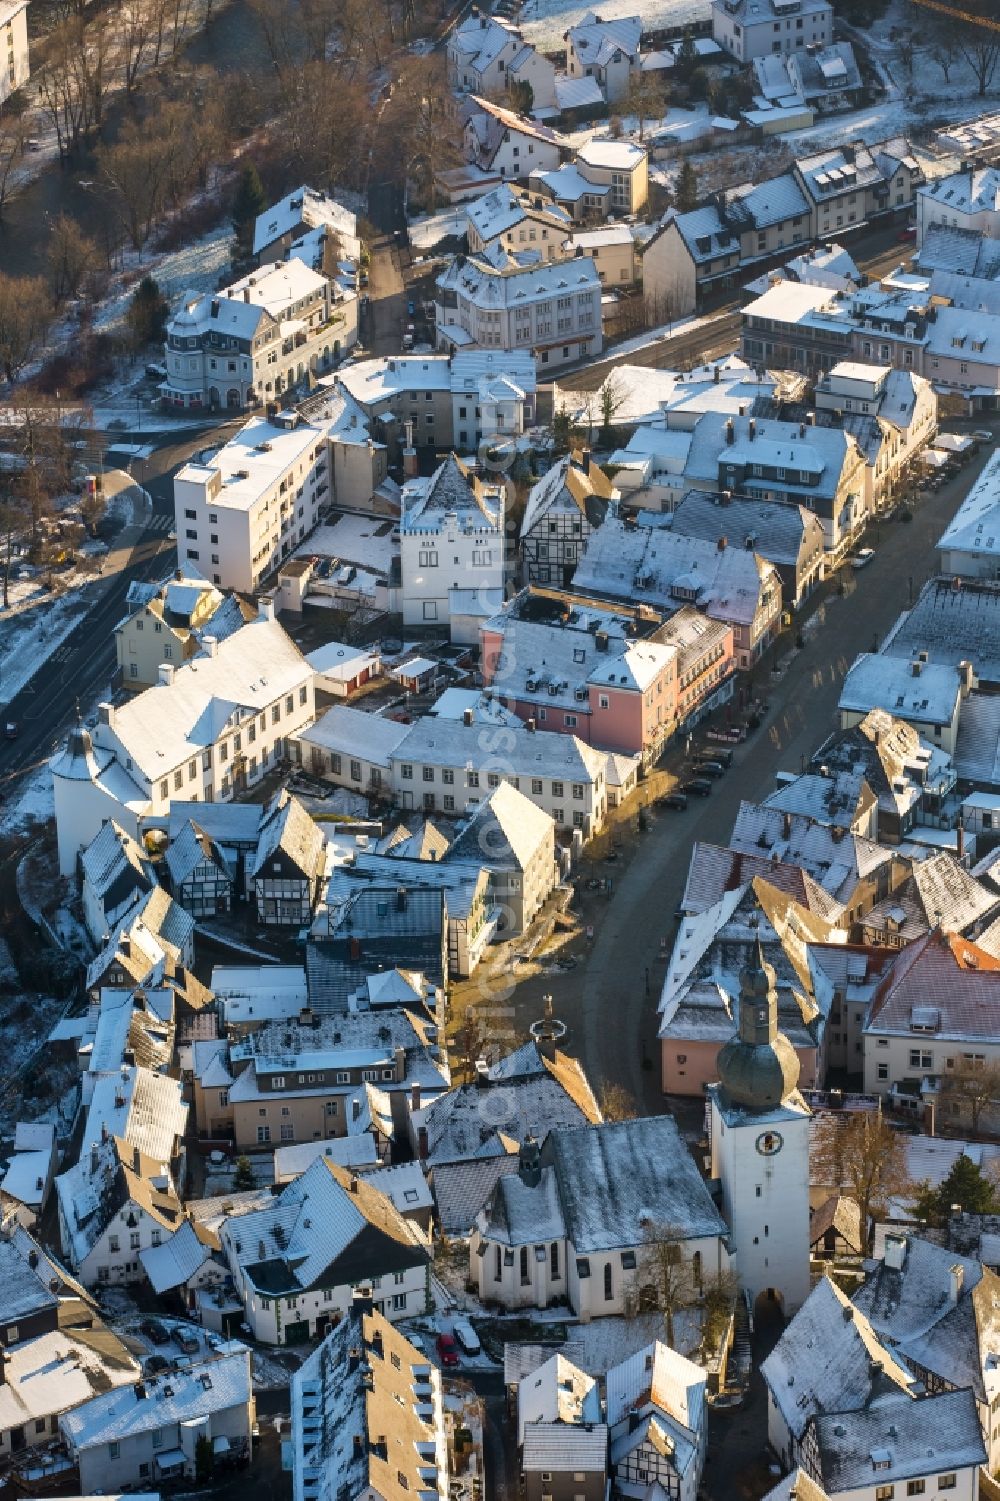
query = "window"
(392, 1293, 407, 1310)
(423, 766, 434, 782)
(401, 763, 413, 779)
(938, 1479, 957, 1493)
(109, 1443, 120, 1460)
(906, 1485, 925, 1498)
(468, 771, 480, 788)
(877, 1063, 889, 1080)
(443, 768, 454, 784)
(130, 1231, 140, 1250)
(109, 1235, 120, 1253)
(520, 1246, 530, 1286)
(603, 1262, 613, 1301)
(257, 1125, 271, 1143)
(875, 1489, 894, 1501)
(552, 780, 563, 797)
(551, 1242, 559, 1279)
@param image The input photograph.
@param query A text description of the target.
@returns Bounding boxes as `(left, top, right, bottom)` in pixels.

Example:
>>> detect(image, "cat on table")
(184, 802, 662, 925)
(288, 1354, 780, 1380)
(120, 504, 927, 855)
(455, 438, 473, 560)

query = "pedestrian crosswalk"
(146, 513, 174, 534)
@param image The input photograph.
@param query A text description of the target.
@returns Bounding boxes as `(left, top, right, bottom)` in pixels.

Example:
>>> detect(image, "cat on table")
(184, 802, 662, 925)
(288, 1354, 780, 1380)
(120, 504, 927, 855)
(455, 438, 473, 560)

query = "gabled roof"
(444, 781, 554, 871)
(761, 1277, 914, 1444)
(521, 451, 615, 539)
(139, 1219, 214, 1293)
(811, 1388, 985, 1493)
(62, 1349, 251, 1450)
(670, 490, 824, 574)
(81, 821, 155, 914)
(166, 818, 233, 889)
(253, 790, 325, 882)
(225, 1156, 429, 1296)
(566, 11, 641, 64)
(865, 927, 1000, 1042)
(605, 1340, 705, 1433)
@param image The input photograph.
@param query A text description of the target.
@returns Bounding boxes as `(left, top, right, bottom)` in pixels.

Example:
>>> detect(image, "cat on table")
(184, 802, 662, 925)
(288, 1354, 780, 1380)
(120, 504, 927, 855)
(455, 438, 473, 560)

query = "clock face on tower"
(755, 1130, 783, 1156)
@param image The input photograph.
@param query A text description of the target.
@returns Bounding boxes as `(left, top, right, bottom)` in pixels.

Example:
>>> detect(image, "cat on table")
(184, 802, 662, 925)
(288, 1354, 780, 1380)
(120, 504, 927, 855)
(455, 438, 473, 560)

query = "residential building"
(0, 1125, 59, 1228)
(520, 451, 615, 588)
(564, 12, 641, 101)
(466, 183, 573, 261)
(0, 1324, 139, 1462)
(574, 139, 648, 215)
(195, 1007, 448, 1149)
(0, 0, 28, 104)
(61, 1348, 254, 1493)
(753, 41, 862, 110)
(480, 590, 710, 759)
(0, 1226, 97, 1348)
(51, 610, 314, 875)
(464, 96, 565, 180)
(173, 412, 331, 593)
(517, 1352, 606, 1501)
(838, 653, 967, 754)
(162, 260, 343, 412)
(854, 1229, 1000, 1473)
(793, 138, 923, 240)
(814, 361, 938, 507)
(448, 12, 556, 107)
(56, 1135, 185, 1288)
(573, 509, 782, 668)
(115, 573, 250, 690)
(761, 1277, 916, 1471)
(400, 453, 505, 630)
(470, 1117, 729, 1317)
(669, 490, 826, 609)
(880, 576, 1000, 691)
(251, 791, 326, 926)
(640, 203, 743, 319)
(253, 185, 360, 265)
(165, 819, 235, 916)
(682, 408, 869, 562)
(917, 164, 1000, 246)
(938, 448, 1000, 581)
(659, 876, 840, 1096)
(80, 821, 156, 946)
(563, 224, 636, 286)
(293, 706, 618, 834)
(862, 928, 1000, 1101)
(333, 350, 538, 458)
(221, 1156, 430, 1342)
(606, 1342, 708, 1501)
(443, 781, 558, 934)
(435, 252, 603, 371)
(802, 1389, 985, 1501)
(290, 1303, 447, 1501)
(710, 0, 832, 62)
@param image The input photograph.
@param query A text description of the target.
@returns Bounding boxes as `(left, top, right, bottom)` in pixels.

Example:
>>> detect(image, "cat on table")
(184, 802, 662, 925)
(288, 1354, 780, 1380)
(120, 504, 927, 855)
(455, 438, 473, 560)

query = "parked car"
(452, 1318, 481, 1357)
(140, 1318, 170, 1346)
(658, 792, 688, 811)
(896, 224, 917, 241)
(145, 362, 167, 380)
(682, 777, 712, 797)
(144, 1354, 170, 1375)
(436, 1332, 460, 1367)
(850, 548, 875, 569)
(3, 723, 17, 740)
(972, 429, 994, 443)
(171, 1326, 200, 1354)
(696, 760, 726, 778)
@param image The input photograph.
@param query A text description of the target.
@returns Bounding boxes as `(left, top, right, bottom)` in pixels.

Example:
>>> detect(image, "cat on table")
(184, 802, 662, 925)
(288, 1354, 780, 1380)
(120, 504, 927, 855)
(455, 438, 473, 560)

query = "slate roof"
(166, 818, 233, 889)
(444, 781, 554, 871)
(522, 1423, 608, 1471)
(605, 1339, 705, 1432)
(670, 490, 824, 576)
(139, 1219, 214, 1293)
(566, 11, 641, 64)
(761, 1278, 914, 1444)
(862, 853, 999, 944)
(544, 1116, 726, 1252)
(939, 448, 1000, 559)
(81, 822, 154, 915)
(62, 1349, 251, 1450)
(225, 1156, 429, 1297)
(811, 1389, 985, 1493)
(865, 927, 1000, 1043)
(417, 1066, 597, 1167)
(839, 653, 961, 730)
(853, 1231, 984, 1345)
(253, 790, 325, 882)
(679, 840, 844, 923)
(430, 1154, 519, 1235)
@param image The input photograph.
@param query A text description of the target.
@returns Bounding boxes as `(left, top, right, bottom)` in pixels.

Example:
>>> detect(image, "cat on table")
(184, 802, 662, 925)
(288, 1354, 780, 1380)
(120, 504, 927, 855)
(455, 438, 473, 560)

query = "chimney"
(133, 1144, 141, 1174)
(243, 288, 250, 303)
(782, 811, 792, 840)
(463, 708, 474, 727)
(349, 1173, 360, 1194)
(950, 1263, 964, 1304)
(799, 422, 806, 439)
(717, 536, 727, 552)
(748, 418, 757, 441)
(394, 1044, 406, 1083)
(403, 421, 418, 479)
(158, 663, 175, 687)
(713, 364, 720, 384)
(911, 659, 922, 677)
(475, 1059, 491, 1089)
(98, 702, 115, 727)
(581, 449, 591, 475)
(957, 822, 965, 861)
(417, 1125, 429, 1160)
(411, 1081, 421, 1113)
(353, 1435, 365, 1457)
(202, 635, 219, 659)
(518, 1133, 542, 1188)
(90, 1143, 99, 1173)
(725, 418, 735, 445)
(807, 410, 816, 425)
(959, 659, 974, 696)
(883, 1233, 907, 1271)
(526, 718, 536, 733)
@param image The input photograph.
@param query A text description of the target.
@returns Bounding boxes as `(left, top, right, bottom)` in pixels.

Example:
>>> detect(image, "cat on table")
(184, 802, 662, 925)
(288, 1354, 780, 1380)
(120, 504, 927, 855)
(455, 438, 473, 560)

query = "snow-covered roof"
(939, 448, 1000, 559)
(174, 416, 325, 514)
(522, 1422, 608, 1471)
(882, 576, 1000, 687)
(839, 652, 961, 729)
(532, 164, 612, 206)
(865, 928, 1000, 1043)
(436, 250, 602, 312)
(605, 1339, 705, 1433)
(445, 781, 554, 871)
(466, 183, 571, 245)
(62, 1350, 251, 1450)
(273, 1134, 379, 1182)
(576, 137, 645, 172)
(761, 1278, 914, 1444)
(566, 11, 641, 64)
(554, 74, 605, 111)
(167, 260, 327, 343)
(139, 1219, 213, 1293)
(813, 1389, 985, 1494)
(0, 1327, 138, 1435)
(92, 614, 310, 783)
(671, 490, 824, 572)
(253, 185, 359, 259)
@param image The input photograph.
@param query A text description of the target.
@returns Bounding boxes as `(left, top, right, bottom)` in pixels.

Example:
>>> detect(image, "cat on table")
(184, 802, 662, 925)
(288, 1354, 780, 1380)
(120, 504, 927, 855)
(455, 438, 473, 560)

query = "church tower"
(708, 940, 812, 1315)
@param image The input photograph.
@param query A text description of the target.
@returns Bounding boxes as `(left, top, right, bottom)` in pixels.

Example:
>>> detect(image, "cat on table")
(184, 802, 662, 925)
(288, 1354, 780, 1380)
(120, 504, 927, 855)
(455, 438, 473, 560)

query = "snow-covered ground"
(95, 223, 234, 336)
(520, 0, 708, 50)
(409, 206, 468, 251)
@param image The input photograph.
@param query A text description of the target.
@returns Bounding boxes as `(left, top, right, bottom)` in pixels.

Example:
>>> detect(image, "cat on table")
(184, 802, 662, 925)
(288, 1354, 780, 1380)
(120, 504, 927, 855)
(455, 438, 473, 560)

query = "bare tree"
(812, 1109, 910, 1252)
(0, 274, 52, 383)
(47, 214, 99, 302)
(98, 126, 171, 252)
(600, 372, 627, 443)
(632, 1223, 700, 1347)
(919, 0, 1000, 96)
(384, 55, 463, 211)
(114, 0, 154, 95)
(939, 1059, 1000, 1137)
(626, 70, 665, 142)
(0, 112, 25, 218)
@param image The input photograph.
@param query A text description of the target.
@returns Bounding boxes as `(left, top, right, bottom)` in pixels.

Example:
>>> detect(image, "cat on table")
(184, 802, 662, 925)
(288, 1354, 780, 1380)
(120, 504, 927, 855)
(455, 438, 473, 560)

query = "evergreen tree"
(231, 164, 266, 260)
(675, 161, 699, 213)
(125, 276, 168, 351)
(673, 29, 698, 81)
(233, 1155, 254, 1190)
(910, 1154, 999, 1226)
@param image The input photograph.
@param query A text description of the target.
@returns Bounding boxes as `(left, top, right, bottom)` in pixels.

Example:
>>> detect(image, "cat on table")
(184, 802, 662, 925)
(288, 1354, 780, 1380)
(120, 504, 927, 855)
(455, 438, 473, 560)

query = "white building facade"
(400, 454, 505, 629)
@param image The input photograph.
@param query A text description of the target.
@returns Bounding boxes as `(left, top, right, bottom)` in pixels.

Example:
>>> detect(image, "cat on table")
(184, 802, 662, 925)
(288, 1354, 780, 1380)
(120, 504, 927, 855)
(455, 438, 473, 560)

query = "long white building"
(174, 411, 331, 592)
(436, 251, 603, 371)
(0, 0, 29, 103)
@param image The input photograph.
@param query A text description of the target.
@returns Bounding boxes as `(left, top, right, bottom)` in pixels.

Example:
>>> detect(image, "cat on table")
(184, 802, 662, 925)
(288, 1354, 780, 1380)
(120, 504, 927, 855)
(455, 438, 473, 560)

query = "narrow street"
(462, 440, 997, 1112)
(365, 235, 408, 358)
